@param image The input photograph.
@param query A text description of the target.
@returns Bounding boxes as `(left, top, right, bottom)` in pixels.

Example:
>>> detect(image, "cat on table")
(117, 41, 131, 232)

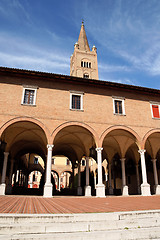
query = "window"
(81, 159, 86, 166)
(115, 100, 122, 114)
(83, 74, 89, 79)
(70, 91, 84, 110)
(81, 61, 91, 68)
(21, 86, 38, 106)
(52, 158, 55, 165)
(34, 157, 38, 164)
(66, 159, 71, 165)
(150, 103, 160, 118)
(113, 96, 125, 115)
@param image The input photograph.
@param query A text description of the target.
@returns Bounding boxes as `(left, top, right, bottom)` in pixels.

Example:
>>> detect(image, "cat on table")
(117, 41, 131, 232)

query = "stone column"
(135, 164, 141, 194)
(43, 144, 54, 197)
(108, 162, 113, 194)
(0, 152, 9, 195)
(6, 159, 14, 194)
(58, 174, 61, 191)
(94, 174, 97, 188)
(138, 150, 150, 196)
(120, 158, 128, 196)
(77, 162, 82, 195)
(151, 159, 160, 195)
(85, 157, 91, 196)
(30, 172, 33, 188)
(96, 148, 105, 197)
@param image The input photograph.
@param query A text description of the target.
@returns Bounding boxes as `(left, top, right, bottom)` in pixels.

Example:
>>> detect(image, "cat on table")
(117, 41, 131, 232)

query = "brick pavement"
(0, 195, 160, 214)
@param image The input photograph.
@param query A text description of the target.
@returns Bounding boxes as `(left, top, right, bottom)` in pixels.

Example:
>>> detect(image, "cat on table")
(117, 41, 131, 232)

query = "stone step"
(0, 215, 159, 235)
(0, 209, 159, 224)
(1, 227, 160, 240)
(0, 210, 160, 239)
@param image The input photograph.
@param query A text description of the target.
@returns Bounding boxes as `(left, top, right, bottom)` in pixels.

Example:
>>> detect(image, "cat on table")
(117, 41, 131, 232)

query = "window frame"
(150, 102, 160, 119)
(112, 96, 125, 116)
(70, 90, 84, 111)
(21, 86, 38, 106)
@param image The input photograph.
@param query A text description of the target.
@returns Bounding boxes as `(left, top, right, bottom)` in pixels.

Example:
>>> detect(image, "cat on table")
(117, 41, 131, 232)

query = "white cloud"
(104, 78, 135, 86)
(99, 63, 131, 73)
(0, 52, 70, 74)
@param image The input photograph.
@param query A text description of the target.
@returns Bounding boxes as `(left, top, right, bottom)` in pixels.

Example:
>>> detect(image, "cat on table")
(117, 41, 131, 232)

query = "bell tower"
(70, 21, 99, 80)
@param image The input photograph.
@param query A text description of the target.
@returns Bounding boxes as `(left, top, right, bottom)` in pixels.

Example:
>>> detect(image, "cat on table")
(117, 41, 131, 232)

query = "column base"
(5, 184, 12, 195)
(141, 183, 151, 196)
(77, 186, 82, 196)
(85, 185, 91, 196)
(43, 183, 53, 198)
(96, 184, 105, 197)
(122, 185, 128, 196)
(109, 186, 114, 195)
(0, 183, 6, 195)
(154, 185, 160, 195)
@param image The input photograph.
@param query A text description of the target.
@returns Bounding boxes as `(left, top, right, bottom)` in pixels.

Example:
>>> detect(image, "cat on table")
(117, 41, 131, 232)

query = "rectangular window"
(113, 96, 125, 115)
(72, 95, 81, 109)
(115, 100, 122, 114)
(24, 89, 35, 104)
(150, 103, 160, 118)
(70, 91, 84, 111)
(21, 86, 38, 106)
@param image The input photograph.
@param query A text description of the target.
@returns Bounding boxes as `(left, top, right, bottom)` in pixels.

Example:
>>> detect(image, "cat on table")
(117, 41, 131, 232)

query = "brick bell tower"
(70, 21, 99, 80)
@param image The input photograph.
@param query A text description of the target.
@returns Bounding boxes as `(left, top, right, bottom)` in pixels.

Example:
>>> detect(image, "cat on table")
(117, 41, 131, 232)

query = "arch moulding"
(99, 125, 142, 148)
(51, 121, 100, 147)
(142, 128, 160, 149)
(0, 117, 52, 145)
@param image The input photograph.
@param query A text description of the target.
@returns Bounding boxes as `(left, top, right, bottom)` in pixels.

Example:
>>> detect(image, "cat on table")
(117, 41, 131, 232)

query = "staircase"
(0, 210, 160, 239)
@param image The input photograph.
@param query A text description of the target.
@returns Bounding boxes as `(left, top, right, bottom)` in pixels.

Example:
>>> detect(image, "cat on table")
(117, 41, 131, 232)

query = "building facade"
(0, 23, 160, 198)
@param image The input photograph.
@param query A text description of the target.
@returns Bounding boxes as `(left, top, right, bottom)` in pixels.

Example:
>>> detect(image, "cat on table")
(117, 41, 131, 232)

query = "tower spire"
(77, 21, 90, 51)
(70, 21, 99, 80)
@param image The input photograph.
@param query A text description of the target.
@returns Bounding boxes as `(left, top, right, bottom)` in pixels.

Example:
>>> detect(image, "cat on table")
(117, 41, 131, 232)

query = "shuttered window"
(152, 105, 160, 118)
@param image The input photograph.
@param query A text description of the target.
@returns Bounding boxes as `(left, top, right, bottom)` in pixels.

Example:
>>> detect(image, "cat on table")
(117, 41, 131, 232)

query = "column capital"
(4, 152, 9, 157)
(47, 144, 54, 150)
(96, 147, 103, 152)
(151, 159, 157, 163)
(138, 149, 146, 154)
(120, 158, 126, 162)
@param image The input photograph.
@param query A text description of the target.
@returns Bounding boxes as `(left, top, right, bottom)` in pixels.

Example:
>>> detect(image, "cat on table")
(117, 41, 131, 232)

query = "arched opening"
(53, 125, 97, 196)
(0, 120, 48, 196)
(144, 131, 160, 194)
(102, 128, 139, 196)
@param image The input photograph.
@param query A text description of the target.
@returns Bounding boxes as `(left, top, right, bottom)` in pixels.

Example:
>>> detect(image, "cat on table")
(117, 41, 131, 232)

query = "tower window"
(81, 61, 91, 68)
(83, 74, 89, 79)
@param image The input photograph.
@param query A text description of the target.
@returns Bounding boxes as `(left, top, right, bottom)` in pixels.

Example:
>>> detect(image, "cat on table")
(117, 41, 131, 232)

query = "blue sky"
(0, 0, 160, 89)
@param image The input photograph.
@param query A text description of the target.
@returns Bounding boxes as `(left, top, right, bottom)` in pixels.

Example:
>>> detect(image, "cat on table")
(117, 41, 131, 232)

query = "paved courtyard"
(0, 195, 160, 214)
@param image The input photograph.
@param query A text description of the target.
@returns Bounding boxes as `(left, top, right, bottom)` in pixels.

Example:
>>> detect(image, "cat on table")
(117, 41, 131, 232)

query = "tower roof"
(77, 21, 90, 51)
